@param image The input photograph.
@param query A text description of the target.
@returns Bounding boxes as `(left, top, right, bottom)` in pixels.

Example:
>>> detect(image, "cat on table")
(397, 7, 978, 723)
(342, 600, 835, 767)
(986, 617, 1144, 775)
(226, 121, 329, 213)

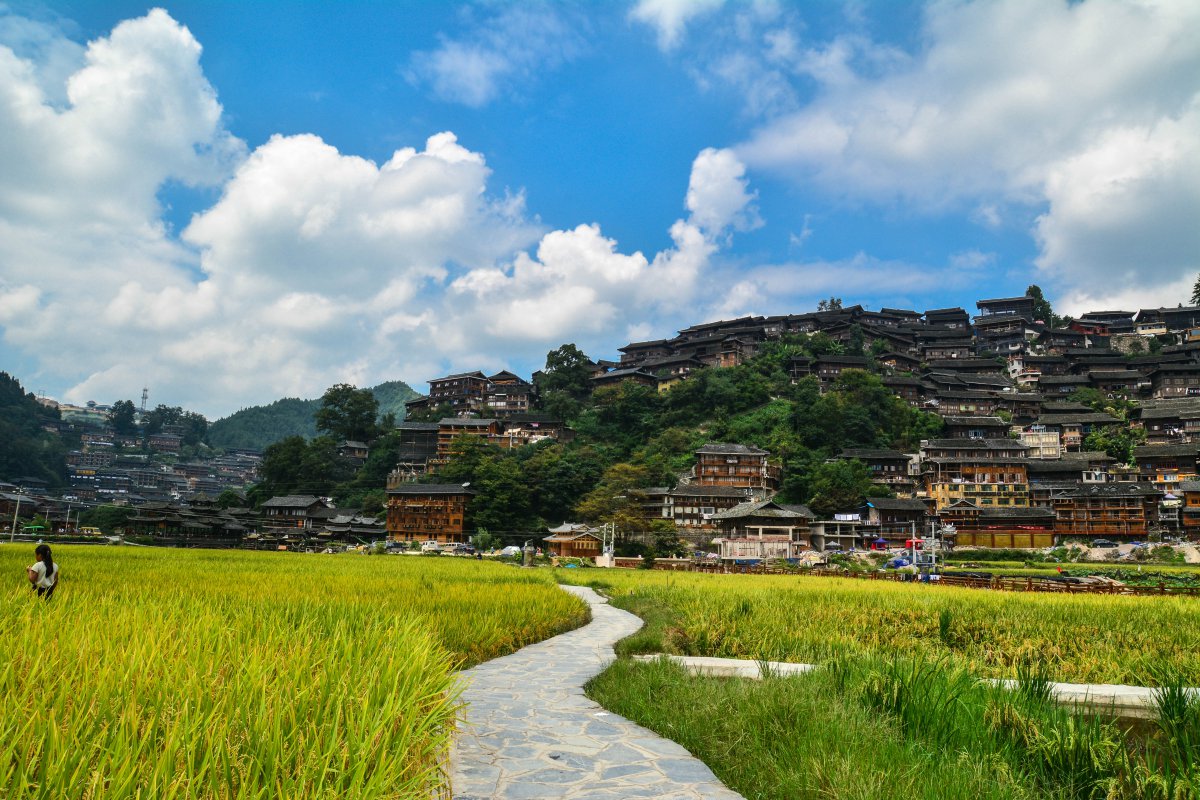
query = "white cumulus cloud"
(630, 0, 726, 51)
(406, 5, 586, 107)
(727, 0, 1200, 302)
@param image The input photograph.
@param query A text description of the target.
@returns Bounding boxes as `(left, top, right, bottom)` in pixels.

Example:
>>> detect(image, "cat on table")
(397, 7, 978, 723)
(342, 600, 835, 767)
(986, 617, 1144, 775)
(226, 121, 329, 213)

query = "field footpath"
(632, 654, 1200, 719)
(449, 584, 745, 800)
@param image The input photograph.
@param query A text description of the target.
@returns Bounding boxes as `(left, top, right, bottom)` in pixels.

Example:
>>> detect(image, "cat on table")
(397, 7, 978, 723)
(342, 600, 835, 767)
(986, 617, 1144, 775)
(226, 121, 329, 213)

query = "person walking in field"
(27, 543, 58, 599)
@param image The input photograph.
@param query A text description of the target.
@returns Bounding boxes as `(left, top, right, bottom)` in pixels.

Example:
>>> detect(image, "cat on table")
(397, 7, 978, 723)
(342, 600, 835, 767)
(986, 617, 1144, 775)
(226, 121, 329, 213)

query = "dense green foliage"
(240, 337, 939, 526)
(398, 338, 943, 535)
(314, 384, 381, 442)
(207, 397, 322, 450)
(0, 372, 70, 486)
(207, 380, 417, 450)
(106, 399, 138, 435)
(141, 404, 208, 445)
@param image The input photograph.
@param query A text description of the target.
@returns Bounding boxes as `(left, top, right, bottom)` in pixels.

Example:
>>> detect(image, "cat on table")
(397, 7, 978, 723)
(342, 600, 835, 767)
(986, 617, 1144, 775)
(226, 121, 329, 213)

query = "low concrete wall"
(632, 654, 1198, 718)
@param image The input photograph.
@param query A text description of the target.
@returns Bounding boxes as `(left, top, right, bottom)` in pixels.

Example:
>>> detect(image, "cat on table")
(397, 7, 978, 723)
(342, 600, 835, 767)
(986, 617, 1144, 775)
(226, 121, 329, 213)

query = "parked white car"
(420, 540, 443, 554)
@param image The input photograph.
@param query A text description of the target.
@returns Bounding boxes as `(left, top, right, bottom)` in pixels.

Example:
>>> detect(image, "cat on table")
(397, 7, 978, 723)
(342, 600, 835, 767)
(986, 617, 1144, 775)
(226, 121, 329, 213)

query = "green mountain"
(0, 372, 70, 486)
(207, 380, 419, 451)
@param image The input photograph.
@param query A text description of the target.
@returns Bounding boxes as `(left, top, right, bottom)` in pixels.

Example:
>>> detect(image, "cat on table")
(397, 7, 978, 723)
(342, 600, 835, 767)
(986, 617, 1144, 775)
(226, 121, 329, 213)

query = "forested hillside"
(252, 338, 945, 541)
(0, 372, 70, 486)
(207, 380, 418, 450)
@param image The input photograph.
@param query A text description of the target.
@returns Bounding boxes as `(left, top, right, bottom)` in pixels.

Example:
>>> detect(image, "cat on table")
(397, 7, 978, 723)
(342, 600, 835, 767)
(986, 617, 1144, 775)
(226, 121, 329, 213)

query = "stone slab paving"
(450, 585, 745, 800)
(634, 654, 1199, 719)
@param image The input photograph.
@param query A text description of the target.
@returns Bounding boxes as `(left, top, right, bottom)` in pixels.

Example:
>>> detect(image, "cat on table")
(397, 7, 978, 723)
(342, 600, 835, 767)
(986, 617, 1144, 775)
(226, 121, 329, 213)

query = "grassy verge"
(587, 656, 1200, 800)
(588, 658, 1038, 799)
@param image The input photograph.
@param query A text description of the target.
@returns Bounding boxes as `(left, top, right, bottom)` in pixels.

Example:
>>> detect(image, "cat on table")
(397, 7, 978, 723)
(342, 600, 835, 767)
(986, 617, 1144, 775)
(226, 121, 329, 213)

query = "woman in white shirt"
(27, 544, 58, 599)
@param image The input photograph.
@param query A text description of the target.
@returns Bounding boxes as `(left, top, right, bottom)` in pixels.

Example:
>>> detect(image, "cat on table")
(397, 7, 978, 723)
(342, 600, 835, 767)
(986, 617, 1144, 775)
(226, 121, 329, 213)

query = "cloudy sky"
(1, 0, 1197, 418)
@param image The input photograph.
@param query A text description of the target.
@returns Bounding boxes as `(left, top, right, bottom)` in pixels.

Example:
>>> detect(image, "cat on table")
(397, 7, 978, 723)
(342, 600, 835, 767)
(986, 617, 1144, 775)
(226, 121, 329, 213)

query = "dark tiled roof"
(262, 495, 322, 508)
(978, 507, 1056, 518)
(697, 443, 768, 455)
(840, 448, 909, 460)
(387, 484, 477, 495)
(711, 499, 812, 520)
(1055, 483, 1161, 499)
(924, 439, 1026, 450)
(1133, 444, 1200, 459)
(867, 498, 928, 512)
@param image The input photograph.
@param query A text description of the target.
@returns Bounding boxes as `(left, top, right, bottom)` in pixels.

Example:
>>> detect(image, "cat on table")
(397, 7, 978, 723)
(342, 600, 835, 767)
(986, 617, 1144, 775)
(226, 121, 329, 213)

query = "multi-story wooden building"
(813, 355, 871, 391)
(711, 499, 815, 561)
(922, 439, 1030, 510)
(1135, 400, 1200, 444)
(386, 484, 475, 544)
(943, 502, 1057, 548)
(1051, 483, 1162, 540)
(1147, 365, 1200, 399)
(1133, 443, 1200, 492)
(642, 484, 754, 532)
(1032, 412, 1121, 452)
(924, 307, 971, 329)
(427, 371, 488, 414)
(977, 296, 1037, 319)
(484, 371, 534, 416)
(839, 448, 915, 495)
(435, 418, 502, 462)
(693, 443, 780, 494)
(391, 422, 440, 479)
(1178, 480, 1200, 538)
(261, 495, 329, 529)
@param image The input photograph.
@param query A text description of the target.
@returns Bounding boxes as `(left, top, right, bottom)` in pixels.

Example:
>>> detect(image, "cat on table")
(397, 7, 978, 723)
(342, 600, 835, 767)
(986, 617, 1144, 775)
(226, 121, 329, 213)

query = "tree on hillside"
(1083, 426, 1144, 466)
(143, 404, 208, 445)
(315, 384, 379, 442)
(817, 297, 842, 311)
(0, 372, 68, 485)
(541, 344, 593, 395)
(805, 459, 890, 518)
(536, 344, 593, 419)
(258, 436, 309, 494)
(1026, 285, 1055, 325)
(107, 400, 137, 435)
(574, 462, 652, 536)
(1192, 273, 1200, 306)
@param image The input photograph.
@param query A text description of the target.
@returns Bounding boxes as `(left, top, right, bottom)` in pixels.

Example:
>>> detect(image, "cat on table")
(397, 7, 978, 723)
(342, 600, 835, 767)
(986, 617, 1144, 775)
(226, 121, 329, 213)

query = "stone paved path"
(450, 585, 745, 800)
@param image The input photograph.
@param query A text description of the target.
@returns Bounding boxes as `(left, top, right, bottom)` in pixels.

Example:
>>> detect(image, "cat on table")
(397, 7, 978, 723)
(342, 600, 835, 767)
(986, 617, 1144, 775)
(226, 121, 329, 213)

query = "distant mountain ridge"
(207, 380, 419, 451)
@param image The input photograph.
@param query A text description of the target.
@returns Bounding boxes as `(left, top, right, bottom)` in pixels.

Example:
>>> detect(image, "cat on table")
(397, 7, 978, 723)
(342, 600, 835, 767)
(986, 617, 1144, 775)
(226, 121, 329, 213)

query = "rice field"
(559, 568, 1200, 685)
(0, 545, 587, 799)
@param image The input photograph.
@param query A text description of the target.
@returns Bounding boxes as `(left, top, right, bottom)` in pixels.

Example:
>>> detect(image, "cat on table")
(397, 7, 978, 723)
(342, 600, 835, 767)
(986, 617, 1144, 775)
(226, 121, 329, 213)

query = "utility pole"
(140, 387, 149, 413)
(9, 492, 22, 543)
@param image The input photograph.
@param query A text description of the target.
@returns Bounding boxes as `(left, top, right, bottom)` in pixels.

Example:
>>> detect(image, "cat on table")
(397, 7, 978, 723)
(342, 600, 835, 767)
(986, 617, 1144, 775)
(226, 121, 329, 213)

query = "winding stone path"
(450, 585, 745, 800)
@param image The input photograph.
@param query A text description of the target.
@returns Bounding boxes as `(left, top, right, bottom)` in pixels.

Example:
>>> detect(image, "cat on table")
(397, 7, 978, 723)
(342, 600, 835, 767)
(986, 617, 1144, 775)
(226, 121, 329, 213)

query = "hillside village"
(7, 292, 1200, 560)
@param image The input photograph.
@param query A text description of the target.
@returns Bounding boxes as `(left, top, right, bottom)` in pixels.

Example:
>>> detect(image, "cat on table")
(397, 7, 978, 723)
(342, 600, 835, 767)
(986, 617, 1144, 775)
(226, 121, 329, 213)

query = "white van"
(420, 540, 443, 554)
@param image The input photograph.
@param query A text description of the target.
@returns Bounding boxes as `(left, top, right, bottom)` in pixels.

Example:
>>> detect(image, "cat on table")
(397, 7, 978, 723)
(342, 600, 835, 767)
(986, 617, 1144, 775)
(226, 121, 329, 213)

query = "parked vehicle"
(420, 540, 443, 554)
(499, 545, 521, 557)
(1092, 539, 1119, 548)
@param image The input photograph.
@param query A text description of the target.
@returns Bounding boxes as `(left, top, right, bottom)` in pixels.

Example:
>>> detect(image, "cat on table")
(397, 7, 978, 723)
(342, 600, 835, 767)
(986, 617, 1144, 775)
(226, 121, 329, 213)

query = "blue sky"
(0, 1, 1197, 417)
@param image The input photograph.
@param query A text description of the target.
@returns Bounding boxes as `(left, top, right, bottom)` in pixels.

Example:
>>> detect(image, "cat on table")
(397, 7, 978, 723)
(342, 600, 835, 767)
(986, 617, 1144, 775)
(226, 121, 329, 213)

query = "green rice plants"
(0, 545, 586, 798)
(1150, 667, 1200, 778)
(558, 568, 1200, 684)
